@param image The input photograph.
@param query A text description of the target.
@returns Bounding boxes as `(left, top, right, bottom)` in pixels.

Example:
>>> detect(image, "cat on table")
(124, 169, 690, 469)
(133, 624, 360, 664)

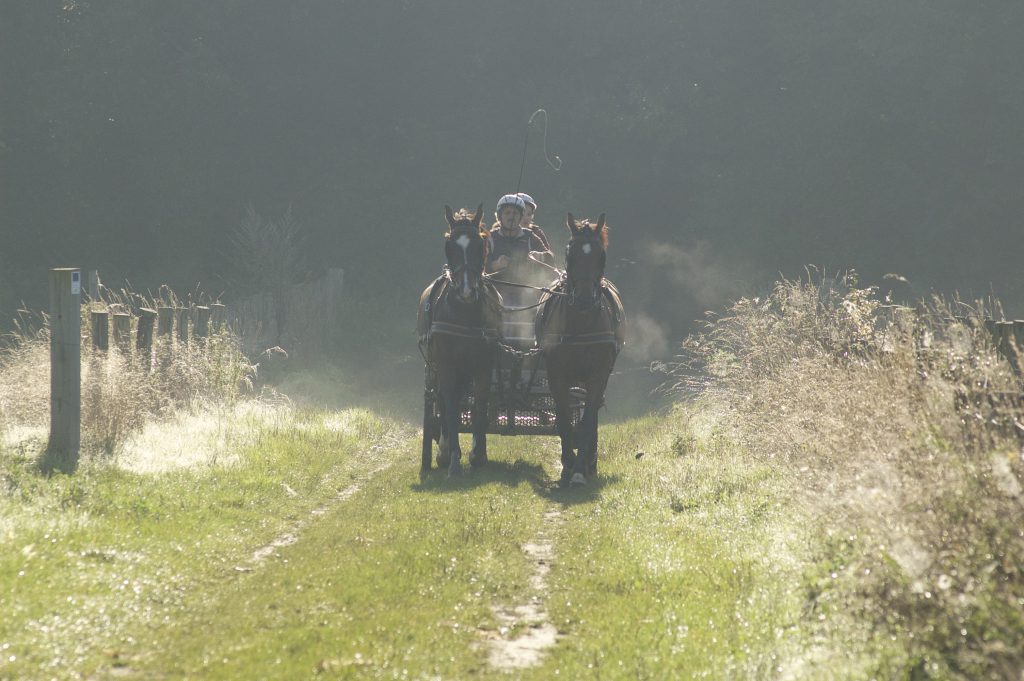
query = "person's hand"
(491, 255, 511, 271)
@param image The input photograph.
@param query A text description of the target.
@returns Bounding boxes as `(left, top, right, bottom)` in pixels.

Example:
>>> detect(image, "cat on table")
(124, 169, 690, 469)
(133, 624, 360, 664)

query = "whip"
(515, 109, 562, 192)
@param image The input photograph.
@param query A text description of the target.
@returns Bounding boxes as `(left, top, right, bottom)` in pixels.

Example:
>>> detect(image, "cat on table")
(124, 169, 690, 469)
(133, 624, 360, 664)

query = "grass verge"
(0, 407, 404, 678)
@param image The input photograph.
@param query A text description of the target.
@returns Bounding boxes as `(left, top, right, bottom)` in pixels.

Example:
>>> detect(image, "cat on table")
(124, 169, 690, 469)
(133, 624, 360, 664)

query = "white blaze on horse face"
(582, 243, 592, 255)
(454, 234, 473, 297)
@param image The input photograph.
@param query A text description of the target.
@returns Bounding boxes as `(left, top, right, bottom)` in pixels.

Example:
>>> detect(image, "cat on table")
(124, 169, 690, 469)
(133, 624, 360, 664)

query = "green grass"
(0, 408, 402, 678)
(1, 403, 913, 680)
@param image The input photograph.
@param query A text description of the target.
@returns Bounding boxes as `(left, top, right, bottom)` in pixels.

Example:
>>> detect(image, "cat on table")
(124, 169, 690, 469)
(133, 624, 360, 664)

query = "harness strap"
(429, 320, 499, 341)
(540, 331, 620, 347)
(498, 298, 550, 313)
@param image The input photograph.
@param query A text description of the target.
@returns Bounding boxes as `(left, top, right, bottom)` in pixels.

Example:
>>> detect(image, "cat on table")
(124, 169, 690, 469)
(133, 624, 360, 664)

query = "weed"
(0, 286, 255, 460)
(672, 269, 1024, 676)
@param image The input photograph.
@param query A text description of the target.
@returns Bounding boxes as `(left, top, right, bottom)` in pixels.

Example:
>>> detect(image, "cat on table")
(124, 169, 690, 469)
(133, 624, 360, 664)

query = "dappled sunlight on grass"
(0, 403, 410, 678)
(117, 399, 294, 473)
(1, 424, 46, 452)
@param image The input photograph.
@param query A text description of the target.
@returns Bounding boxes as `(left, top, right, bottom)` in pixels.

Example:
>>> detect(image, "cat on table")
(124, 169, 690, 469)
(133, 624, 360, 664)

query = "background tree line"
(3, 1, 1023, 346)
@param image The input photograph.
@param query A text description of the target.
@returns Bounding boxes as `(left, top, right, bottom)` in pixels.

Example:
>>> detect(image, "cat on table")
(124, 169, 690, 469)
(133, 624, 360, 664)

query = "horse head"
(564, 212, 608, 311)
(444, 203, 488, 304)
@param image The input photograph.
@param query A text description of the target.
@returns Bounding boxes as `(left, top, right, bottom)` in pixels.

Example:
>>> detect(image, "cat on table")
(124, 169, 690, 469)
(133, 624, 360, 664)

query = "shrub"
(672, 270, 1024, 677)
(0, 287, 255, 459)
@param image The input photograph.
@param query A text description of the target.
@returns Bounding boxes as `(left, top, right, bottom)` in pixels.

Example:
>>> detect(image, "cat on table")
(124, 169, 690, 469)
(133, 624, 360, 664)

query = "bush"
(0, 289, 255, 459)
(672, 270, 1024, 677)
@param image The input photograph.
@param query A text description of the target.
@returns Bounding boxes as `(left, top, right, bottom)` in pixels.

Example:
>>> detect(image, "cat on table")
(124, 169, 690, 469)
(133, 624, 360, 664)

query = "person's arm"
(531, 224, 553, 253)
(528, 230, 554, 265)
(486, 234, 511, 272)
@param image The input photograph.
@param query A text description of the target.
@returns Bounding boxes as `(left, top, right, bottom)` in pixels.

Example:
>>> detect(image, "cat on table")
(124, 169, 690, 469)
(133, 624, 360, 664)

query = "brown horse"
(535, 213, 625, 486)
(417, 205, 501, 479)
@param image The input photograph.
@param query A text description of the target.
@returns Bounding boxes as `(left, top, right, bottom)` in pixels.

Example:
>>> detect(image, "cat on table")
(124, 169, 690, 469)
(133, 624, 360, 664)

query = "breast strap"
(429, 320, 499, 341)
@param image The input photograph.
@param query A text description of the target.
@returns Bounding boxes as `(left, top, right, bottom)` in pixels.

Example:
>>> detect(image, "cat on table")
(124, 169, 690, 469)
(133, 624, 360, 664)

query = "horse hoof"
(437, 453, 450, 468)
(419, 468, 430, 482)
(570, 473, 587, 487)
(448, 463, 463, 479)
(470, 455, 487, 468)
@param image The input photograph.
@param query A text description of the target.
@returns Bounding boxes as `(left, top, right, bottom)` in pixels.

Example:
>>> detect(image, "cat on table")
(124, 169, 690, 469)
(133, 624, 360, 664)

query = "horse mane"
(571, 219, 610, 250)
(445, 208, 487, 240)
(445, 208, 490, 263)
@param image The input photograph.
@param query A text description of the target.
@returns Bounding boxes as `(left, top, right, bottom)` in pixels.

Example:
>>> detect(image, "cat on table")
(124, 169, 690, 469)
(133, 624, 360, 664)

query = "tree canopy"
(3, 2, 1023, 337)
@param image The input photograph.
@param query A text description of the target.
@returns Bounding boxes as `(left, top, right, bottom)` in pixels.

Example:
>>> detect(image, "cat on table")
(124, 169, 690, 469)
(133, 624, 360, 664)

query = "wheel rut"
(241, 458, 393, 570)
(482, 507, 563, 670)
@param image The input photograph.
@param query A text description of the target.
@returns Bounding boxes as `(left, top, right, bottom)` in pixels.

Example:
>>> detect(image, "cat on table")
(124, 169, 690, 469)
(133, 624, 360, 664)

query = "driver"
(486, 193, 553, 277)
(486, 193, 553, 350)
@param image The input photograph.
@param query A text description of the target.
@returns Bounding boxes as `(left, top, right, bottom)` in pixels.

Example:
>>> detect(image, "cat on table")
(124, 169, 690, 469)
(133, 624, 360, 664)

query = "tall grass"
(0, 286, 255, 460)
(672, 270, 1024, 678)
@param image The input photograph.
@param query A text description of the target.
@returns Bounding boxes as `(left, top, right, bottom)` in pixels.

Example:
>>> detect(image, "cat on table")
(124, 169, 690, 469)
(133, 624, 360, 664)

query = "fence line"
(880, 305, 1024, 439)
(80, 267, 344, 361)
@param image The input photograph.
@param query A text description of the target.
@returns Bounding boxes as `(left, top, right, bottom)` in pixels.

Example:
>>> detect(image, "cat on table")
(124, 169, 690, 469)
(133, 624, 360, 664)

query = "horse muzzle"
(454, 285, 480, 304)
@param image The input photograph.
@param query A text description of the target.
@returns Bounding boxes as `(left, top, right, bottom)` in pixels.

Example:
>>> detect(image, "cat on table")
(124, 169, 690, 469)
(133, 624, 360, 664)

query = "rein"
(483, 276, 564, 295)
(484, 274, 566, 313)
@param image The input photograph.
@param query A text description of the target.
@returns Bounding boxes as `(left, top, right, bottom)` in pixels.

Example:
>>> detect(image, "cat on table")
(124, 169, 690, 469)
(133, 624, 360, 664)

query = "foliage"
(227, 204, 307, 295)
(0, 289, 255, 460)
(4, 3, 1024, 331)
(672, 270, 1024, 677)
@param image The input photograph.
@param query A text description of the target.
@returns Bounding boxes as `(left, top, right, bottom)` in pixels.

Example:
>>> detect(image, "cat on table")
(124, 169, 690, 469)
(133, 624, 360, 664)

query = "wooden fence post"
(137, 308, 156, 371)
(176, 307, 190, 345)
(113, 313, 132, 354)
(157, 306, 174, 338)
(195, 306, 211, 339)
(46, 268, 81, 473)
(998, 321, 1018, 374)
(984, 319, 998, 349)
(210, 303, 226, 332)
(90, 310, 109, 352)
(156, 306, 175, 368)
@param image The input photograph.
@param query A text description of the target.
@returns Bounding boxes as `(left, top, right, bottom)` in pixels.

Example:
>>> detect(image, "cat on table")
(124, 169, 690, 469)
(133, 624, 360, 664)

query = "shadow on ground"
(412, 458, 548, 494)
(412, 456, 621, 507)
(531, 474, 623, 506)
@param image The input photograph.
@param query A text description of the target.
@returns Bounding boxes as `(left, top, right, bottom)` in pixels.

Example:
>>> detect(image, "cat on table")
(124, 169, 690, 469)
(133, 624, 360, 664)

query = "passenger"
(516, 193, 553, 255)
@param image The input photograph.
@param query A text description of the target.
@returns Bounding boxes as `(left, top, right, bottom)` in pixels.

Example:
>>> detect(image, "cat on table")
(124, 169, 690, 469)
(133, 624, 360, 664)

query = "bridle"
(444, 224, 487, 301)
(565, 227, 606, 309)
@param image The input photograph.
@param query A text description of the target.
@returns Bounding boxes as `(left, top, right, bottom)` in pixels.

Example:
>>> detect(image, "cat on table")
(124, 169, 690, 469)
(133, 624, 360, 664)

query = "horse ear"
(596, 213, 606, 232)
(475, 203, 484, 229)
(444, 205, 455, 229)
(566, 212, 576, 233)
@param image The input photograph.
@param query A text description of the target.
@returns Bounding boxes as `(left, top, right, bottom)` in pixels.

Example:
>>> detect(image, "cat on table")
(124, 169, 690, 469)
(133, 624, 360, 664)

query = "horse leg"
(435, 369, 450, 469)
(547, 363, 577, 487)
(439, 376, 464, 478)
(573, 362, 611, 484)
(435, 391, 450, 469)
(572, 397, 599, 484)
(469, 352, 491, 467)
(581, 356, 610, 477)
(421, 388, 435, 480)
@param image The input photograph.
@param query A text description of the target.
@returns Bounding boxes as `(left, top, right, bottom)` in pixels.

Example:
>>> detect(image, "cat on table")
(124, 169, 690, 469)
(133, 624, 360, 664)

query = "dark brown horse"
(535, 213, 625, 486)
(417, 205, 501, 479)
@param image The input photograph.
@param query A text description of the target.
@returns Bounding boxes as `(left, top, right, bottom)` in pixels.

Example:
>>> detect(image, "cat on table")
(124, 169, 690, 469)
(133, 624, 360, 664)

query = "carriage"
(420, 206, 620, 483)
(421, 312, 585, 452)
